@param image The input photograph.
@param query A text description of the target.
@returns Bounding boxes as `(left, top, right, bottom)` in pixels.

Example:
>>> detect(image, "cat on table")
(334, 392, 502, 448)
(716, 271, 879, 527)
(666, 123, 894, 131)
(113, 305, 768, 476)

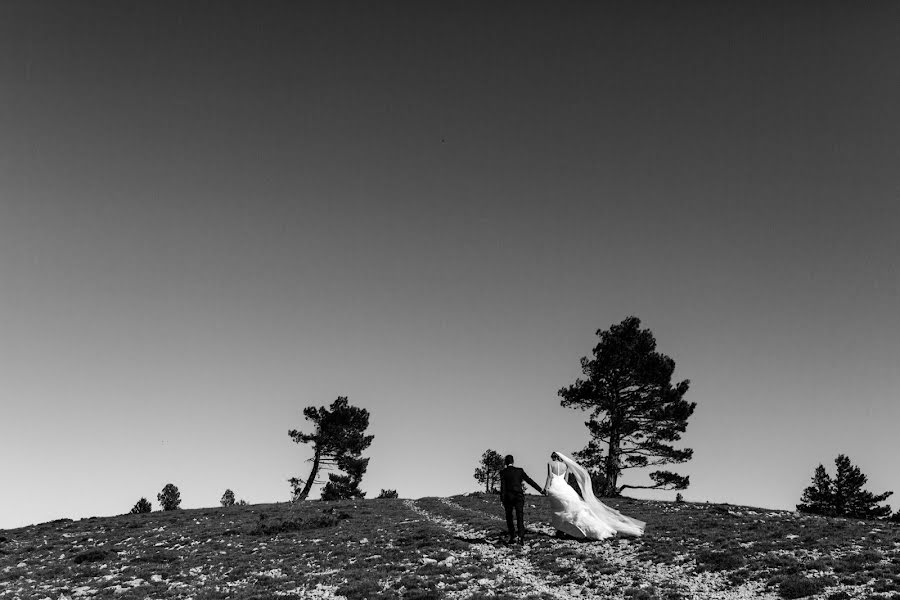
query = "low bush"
(72, 549, 109, 564)
(779, 576, 824, 599)
(696, 549, 745, 572)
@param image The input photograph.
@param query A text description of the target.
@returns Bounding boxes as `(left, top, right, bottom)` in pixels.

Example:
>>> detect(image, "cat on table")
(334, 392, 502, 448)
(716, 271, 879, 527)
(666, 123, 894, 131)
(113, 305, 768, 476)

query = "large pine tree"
(559, 316, 695, 496)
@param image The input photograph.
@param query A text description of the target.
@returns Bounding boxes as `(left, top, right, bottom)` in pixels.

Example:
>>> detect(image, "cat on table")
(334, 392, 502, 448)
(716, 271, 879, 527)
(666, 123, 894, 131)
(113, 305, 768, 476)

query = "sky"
(1, 2, 898, 530)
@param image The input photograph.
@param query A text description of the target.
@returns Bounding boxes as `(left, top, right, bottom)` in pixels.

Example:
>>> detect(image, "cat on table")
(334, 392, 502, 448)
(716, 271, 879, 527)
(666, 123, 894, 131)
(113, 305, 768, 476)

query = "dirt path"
(408, 499, 781, 600)
(404, 499, 585, 600)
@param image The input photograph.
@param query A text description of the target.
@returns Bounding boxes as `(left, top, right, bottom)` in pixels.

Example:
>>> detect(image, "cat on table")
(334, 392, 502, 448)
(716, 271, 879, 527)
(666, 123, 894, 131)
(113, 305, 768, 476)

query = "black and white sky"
(2, 2, 899, 528)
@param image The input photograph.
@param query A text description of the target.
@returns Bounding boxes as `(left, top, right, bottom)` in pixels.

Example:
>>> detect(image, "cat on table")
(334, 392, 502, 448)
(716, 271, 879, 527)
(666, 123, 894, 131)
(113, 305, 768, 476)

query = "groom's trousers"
(502, 498, 525, 541)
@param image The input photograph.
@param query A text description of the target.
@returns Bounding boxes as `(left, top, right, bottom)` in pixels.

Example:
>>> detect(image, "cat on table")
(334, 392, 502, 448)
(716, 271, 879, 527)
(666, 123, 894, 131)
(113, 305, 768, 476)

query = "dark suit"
(498, 465, 542, 542)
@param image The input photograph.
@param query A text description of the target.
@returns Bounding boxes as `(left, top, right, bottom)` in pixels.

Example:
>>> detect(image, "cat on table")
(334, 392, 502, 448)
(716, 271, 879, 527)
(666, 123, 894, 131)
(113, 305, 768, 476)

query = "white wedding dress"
(545, 452, 645, 540)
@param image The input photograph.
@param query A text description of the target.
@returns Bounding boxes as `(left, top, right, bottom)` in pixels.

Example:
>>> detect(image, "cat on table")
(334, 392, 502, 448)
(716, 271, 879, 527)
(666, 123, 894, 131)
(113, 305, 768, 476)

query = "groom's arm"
(522, 472, 543, 494)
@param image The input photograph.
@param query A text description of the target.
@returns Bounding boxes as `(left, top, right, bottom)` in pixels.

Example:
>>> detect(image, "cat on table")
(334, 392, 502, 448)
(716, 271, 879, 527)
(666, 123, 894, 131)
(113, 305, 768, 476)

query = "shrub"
(130, 497, 152, 514)
(779, 576, 824, 599)
(696, 549, 745, 572)
(676, 493, 684, 503)
(72, 549, 109, 564)
(236, 499, 248, 506)
(252, 516, 305, 535)
(624, 588, 654, 600)
(338, 579, 382, 600)
(220, 489, 235, 507)
(157, 483, 181, 511)
(377, 489, 399, 499)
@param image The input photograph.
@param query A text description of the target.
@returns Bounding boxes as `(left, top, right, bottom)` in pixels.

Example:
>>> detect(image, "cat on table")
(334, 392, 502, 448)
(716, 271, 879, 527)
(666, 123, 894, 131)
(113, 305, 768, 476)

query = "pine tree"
(377, 489, 399, 499)
(157, 483, 181, 511)
(288, 396, 374, 501)
(220, 489, 236, 507)
(130, 497, 152, 514)
(473, 449, 505, 494)
(796, 464, 835, 516)
(796, 455, 892, 519)
(833, 454, 892, 519)
(559, 316, 695, 496)
(320, 455, 369, 500)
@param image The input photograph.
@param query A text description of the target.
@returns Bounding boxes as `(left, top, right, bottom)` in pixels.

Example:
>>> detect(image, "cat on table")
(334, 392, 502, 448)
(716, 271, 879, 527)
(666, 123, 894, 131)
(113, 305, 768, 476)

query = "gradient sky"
(2, 2, 899, 530)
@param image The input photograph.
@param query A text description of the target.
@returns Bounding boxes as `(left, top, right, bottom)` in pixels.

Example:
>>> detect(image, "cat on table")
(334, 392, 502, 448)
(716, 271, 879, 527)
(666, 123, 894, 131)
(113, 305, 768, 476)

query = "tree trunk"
(603, 393, 622, 497)
(605, 433, 620, 497)
(296, 446, 322, 501)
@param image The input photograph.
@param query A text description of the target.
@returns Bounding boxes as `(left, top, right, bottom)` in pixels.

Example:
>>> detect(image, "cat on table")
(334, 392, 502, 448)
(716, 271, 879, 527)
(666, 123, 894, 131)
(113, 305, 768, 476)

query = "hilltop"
(2, 494, 899, 600)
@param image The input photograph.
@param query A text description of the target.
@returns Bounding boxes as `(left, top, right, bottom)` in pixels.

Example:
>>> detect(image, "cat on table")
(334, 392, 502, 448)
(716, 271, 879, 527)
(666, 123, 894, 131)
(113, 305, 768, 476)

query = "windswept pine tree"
(288, 396, 374, 501)
(559, 316, 695, 496)
(797, 454, 893, 519)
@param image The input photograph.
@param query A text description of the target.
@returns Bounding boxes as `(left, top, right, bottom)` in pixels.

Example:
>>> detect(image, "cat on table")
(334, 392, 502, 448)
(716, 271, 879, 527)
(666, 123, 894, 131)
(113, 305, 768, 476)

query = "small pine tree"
(220, 489, 236, 507)
(236, 499, 248, 506)
(833, 454, 892, 519)
(796, 455, 892, 519)
(675, 493, 684, 503)
(473, 449, 505, 494)
(797, 464, 835, 516)
(376, 489, 398, 499)
(157, 483, 181, 511)
(130, 497, 152, 514)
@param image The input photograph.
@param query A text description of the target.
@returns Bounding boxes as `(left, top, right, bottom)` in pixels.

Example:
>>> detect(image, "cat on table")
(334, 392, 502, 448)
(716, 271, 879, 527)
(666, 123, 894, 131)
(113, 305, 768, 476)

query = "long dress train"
(545, 451, 645, 540)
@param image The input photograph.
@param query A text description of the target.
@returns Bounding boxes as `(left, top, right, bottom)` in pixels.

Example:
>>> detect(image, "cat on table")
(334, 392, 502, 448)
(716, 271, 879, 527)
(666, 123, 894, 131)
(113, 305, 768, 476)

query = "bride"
(544, 451, 645, 540)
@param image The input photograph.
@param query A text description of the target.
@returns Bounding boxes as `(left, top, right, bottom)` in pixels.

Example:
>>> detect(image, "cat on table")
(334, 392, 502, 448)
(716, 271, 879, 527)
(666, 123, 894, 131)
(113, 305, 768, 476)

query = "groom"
(498, 454, 544, 545)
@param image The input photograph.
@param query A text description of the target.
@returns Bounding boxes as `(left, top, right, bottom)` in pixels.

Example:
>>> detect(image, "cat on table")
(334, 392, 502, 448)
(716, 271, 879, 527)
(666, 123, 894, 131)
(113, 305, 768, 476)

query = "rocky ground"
(2, 494, 900, 600)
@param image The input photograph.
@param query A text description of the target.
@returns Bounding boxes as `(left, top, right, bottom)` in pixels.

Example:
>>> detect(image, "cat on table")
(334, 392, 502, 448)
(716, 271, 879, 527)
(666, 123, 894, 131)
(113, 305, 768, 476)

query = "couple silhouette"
(498, 452, 646, 545)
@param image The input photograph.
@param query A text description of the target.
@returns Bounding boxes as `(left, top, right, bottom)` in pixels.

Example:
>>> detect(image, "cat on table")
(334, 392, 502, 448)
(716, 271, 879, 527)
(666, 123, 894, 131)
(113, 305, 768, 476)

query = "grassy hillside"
(2, 494, 899, 600)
